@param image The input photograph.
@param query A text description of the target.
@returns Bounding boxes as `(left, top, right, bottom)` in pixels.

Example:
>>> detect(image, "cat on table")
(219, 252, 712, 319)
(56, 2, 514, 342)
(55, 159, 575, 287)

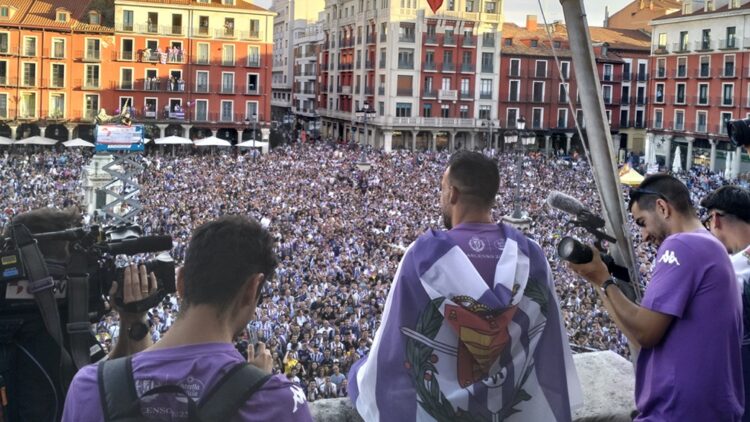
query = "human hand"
(566, 246, 610, 287)
(109, 264, 158, 323)
(248, 342, 272, 373)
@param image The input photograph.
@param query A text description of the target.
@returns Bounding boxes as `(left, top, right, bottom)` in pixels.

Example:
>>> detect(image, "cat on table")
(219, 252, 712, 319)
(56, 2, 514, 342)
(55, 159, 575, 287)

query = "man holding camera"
(701, 185, 750, 421)
(569, 174, 743, 420)
(62, 216, 312, 421)
(0, 207, 157, 422)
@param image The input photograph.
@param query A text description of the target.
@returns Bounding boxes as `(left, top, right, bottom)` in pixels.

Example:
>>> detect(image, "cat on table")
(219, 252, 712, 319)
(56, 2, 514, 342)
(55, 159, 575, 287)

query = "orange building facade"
(0, 0, 273, 143)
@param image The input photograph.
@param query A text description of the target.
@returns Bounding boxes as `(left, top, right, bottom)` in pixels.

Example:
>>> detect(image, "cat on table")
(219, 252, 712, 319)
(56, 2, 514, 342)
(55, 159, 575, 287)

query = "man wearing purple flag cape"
(348, 151, 581, 421)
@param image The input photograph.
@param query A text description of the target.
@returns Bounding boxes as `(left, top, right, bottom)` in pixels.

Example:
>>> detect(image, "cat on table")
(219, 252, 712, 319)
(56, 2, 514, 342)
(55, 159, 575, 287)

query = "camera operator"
(0, 207, 157, 422)
(701, 185, 750, 422)
(568, 174, 743, 420)
(62, 216, 312, 421)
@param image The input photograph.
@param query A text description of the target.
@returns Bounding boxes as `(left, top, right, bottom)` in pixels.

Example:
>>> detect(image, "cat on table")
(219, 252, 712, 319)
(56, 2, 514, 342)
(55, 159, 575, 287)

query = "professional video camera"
(728, 118, 750, 149)
(0, 223, 174, 316)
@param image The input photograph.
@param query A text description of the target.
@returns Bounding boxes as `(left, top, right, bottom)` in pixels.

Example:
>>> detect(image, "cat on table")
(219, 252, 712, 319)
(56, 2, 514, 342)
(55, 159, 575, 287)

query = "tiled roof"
(654, 1, 750, 21)
(22, 0, 88, 29)
(501, 22, 651, 57)
(0, 0, 35, 25)
(117, 0, 271, 13)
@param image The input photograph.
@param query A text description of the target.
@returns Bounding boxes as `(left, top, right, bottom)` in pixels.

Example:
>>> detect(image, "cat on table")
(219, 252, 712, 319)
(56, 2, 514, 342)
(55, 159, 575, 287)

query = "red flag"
(426, 0, 443, 13)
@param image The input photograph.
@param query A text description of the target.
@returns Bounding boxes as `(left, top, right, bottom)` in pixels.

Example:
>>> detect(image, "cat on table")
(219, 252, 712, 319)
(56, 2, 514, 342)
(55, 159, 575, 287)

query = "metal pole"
(560, 0, 641, 302)
(512, 135, 523, 218)
(489, 121, 493, 152)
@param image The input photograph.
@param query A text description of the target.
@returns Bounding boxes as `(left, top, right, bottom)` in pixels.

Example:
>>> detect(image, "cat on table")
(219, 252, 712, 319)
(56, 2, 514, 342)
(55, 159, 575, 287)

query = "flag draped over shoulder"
(348, 224, 582, 422)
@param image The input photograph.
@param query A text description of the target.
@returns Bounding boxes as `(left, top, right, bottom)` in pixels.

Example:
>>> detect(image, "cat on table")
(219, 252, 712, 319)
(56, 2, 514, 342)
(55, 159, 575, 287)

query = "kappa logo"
(658, 250, 681, 266)
(469, 236, 485, 252)
(290, 384, 306, 413)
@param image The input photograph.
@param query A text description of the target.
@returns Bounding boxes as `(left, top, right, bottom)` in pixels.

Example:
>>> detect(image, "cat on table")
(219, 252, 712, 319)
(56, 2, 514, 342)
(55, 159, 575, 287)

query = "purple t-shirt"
(62, 343, 313, 422)
(635, 230, 744, 421)
(446, 222, 505, 286)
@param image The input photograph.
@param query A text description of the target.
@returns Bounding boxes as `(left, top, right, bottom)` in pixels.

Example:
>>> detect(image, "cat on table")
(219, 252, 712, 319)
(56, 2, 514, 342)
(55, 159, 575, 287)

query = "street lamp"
(503, 117, 533, 228)
(482, 119, 499, 152)
(355, 103, 376, 171)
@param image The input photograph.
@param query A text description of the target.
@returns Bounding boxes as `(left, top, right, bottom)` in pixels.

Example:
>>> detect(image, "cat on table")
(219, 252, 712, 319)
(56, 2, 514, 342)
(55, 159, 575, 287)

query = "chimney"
(603, 6, 609, 27)
(526, 15, 538, 32)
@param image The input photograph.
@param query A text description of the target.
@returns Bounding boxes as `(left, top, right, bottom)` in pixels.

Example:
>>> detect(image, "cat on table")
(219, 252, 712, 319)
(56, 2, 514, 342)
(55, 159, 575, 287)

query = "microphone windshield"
(546, 191, 586, 216)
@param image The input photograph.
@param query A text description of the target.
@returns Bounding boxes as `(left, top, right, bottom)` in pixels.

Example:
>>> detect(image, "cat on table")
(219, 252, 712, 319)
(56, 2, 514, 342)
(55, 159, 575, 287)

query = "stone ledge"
(310, 351, 636, 421)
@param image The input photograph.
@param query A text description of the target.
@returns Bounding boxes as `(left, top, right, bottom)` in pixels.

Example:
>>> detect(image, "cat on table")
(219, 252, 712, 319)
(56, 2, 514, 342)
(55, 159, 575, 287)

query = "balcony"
(424, 62, 437, 71)
(366, 34, 376, 44)
(79, 50, 101, 62)
(378, 86, 385, 95)
(444, 35, 456, 46)
(653, 44, 669, 54)
(398, 60, 414, 70)
(461, 63, 475, 73)
(438, 89, 457, 101)
(194, 57, 210, 65)
(19, 78, 36, 88)
(423, 89, 437, 98)
(425, 34, 438, 45)
(481, 64, 493, 73)
(215, 28, 237, 39)
(240, 30, 261, 40)
(0, 76, 15, 87)
(460, 91, 473, 100)
(115, 80, 134, 90)
(623, 72, 633, 81)
(720, 67, 736, 78)
(195, 84, 210, 93)
(196, 27, 210, 37)
(636, 96, 648, 105)
(621, 96, 631, 105)
(221, 59, 235, 67)
(116, 23, 134, 32)
(399, 34, 415, 43)
(246, 57, 261, 67)
(672, 42, 690, 53)
(695, 40, 714, 52)
(694, 67, 712, 78)
(141, 50, 186, 64)
(719, 38, 739, 50)
(365, 60, 375, 70)
(77, 79, 101, 90)
(479, 91, 492, 100)
(219, 84, 236, 94)
(637, 72, 649, 82)
(462, 37, 476, 47)
(379, 59, 385, 69)
(364, 86, 374, 95)
(483, 37, 495, 48)
(140, 79, 186, 92)
(380, 33, 387, 43)
(695, 124, 708, 133)
(114, 50, 135, 61)
(397, 88, 413, 96)
(442, 63, 456, 72)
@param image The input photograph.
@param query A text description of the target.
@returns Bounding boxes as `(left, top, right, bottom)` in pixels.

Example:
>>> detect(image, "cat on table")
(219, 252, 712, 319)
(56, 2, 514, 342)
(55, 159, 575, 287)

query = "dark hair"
(6, 207, 80, 261)
(447, 151, 499, 207)
(701, 185, 750, 223)
(181, 215, 277, 312)
(628, 173, 694, 215)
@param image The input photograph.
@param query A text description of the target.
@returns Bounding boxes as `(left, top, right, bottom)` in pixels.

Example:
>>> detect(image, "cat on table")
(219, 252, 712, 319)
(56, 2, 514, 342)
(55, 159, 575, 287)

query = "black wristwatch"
(601, 278, 618, 297)
(128, 321, 149, 341)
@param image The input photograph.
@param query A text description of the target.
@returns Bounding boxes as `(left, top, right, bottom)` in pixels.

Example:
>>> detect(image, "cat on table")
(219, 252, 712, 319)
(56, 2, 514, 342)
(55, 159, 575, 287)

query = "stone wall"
(309, 351, 636, 421)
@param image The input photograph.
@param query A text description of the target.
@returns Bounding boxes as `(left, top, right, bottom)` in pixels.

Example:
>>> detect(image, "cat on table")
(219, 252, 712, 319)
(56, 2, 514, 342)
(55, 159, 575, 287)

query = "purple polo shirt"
(62, 343, 313, 422)
(446, 222, 505, 286)
(635, 230, 743, 421)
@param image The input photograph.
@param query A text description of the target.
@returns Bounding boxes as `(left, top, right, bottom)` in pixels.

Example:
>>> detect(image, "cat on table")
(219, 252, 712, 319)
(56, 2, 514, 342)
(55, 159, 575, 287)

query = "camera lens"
(727, 118, 750, 148)
(557, 237, 594, 264)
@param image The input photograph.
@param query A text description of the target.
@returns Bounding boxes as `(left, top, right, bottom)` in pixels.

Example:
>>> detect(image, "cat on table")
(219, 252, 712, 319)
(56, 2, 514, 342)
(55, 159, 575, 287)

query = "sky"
(251, 0, 633, 27)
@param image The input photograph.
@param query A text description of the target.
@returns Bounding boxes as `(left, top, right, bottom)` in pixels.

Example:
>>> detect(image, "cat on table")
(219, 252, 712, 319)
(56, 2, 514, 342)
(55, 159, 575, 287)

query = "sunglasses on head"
(628, 188, 669, 208)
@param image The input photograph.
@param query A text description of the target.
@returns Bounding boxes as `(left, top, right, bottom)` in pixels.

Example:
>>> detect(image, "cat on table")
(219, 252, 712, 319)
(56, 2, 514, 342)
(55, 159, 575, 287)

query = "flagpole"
(559, 0, 643, 357)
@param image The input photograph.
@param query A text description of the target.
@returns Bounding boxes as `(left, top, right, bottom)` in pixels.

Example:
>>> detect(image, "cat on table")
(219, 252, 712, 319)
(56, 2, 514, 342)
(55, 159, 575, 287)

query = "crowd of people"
(0, 142, 734, 401)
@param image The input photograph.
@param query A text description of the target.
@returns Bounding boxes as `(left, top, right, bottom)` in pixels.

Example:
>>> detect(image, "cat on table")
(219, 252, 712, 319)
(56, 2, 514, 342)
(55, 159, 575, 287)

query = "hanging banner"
(426, 0, 443, 13)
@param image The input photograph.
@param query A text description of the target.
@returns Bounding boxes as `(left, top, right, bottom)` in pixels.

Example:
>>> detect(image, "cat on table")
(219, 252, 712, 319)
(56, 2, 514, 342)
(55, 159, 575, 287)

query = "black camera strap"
(11, 224, 76, 393)
(67, 249, 95, 369)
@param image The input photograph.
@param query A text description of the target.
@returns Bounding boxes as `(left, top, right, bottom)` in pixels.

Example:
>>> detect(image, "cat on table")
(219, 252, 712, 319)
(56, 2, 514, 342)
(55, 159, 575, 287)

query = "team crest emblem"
(469, 236, 485, 252)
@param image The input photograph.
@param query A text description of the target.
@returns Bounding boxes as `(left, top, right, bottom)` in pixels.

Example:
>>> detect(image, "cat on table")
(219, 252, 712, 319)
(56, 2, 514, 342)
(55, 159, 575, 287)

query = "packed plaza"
(0, 140, 734, 401)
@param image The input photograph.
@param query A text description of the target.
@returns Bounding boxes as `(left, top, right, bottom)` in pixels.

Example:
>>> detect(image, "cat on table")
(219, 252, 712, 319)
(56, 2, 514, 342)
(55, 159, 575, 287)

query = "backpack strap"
(197, 363, 272, 421)
(97, 357, 141, 422)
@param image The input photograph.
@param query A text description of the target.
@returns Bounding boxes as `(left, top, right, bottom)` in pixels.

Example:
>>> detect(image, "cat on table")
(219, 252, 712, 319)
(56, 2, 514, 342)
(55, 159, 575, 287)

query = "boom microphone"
(104, 236, 173, 255)
(546, 191, 606, 229)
